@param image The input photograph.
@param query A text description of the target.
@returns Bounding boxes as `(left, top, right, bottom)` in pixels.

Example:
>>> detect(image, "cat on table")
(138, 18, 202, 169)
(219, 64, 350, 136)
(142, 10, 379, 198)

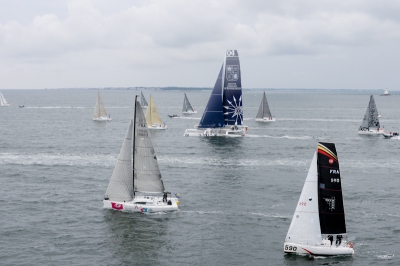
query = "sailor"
(336, 235, 343, 246)
(328, 235, 334, 245)
(163, 192, 167, 203)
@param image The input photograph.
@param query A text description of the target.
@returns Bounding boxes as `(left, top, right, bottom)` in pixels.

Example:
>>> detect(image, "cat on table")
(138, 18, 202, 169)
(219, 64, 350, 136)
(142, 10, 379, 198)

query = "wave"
(180, 210, 290, 219)
(0, 152, 117, 167)
(246, 134, 312, 140)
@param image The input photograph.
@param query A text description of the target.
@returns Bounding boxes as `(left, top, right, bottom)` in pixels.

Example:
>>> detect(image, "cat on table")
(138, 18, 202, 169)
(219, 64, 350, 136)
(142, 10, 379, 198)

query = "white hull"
(184, 126, 247, 137)
(182, 111, 197, 114)
(284, 242, 354, 256)
(103, 195, 179, 213)
(1, 104, 11, 107)
(358, 129, 384, 135)
(149, 124, 167, 130)
(93, 116, 112, 121)
(255, 117, 275, 122)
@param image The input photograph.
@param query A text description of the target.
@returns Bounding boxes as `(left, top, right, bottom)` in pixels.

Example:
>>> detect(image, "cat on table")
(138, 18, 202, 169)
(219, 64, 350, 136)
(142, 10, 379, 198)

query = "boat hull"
(148, 124, 167, 130)
(103, 196, 179, 213)
(184, 126, 247, 137)
(358, 129, 383, 135)
(182, 111, 197, 115)
(93, 116, 112, 121)
(255, 117, 275, 122)
(283, 242, 354, 256)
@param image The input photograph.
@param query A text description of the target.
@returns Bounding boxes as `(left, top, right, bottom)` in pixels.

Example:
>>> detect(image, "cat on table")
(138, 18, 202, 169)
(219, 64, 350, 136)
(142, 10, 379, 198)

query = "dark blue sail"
(223, 50, 243, 126)
(198, 65, 225, 128)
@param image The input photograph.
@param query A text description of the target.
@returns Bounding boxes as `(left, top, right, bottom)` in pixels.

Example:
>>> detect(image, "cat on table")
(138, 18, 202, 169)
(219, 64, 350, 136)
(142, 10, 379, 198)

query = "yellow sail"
(145, 95, 163, 127)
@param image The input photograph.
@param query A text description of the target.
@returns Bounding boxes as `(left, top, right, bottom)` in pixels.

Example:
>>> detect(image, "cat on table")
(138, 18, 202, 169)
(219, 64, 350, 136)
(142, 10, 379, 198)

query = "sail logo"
(331, 178, 340, 183)
(323, 197, 336, 211)
(226, 50, 236, 57)
(330, 169, 340, 174)
(111, 202, 123, 210)
(226, 65, 240, 81)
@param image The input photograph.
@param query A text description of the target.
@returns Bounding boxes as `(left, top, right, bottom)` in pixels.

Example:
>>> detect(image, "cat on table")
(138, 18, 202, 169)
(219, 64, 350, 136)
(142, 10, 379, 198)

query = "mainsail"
(359, 95, 380, 130)
(105, 120, 134, 202)
(0, 92, 10, 106)
(223, 50, 243, 126)
(198, 65, 225, 128)
(93, 92, 108, 118)
(145, 95, 163, 127)
(141, 91, 148, 107)
(182, 93, 194, 112)
(134, 99, 165, 193)
(256, 92, 272, 119)
(317, 142, 346, 234)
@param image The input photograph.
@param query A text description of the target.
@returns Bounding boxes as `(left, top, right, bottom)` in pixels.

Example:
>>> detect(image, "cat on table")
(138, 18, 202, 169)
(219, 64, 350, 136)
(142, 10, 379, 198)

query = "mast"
(133, 95, 137, 196)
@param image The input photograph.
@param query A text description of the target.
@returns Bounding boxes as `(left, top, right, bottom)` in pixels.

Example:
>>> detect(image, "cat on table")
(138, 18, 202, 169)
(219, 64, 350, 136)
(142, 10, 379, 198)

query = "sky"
(0, 0, 399, 90)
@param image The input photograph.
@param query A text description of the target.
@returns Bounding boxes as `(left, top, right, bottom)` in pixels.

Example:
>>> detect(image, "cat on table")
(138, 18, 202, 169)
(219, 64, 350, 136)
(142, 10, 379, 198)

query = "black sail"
(317, 142, 347, 234)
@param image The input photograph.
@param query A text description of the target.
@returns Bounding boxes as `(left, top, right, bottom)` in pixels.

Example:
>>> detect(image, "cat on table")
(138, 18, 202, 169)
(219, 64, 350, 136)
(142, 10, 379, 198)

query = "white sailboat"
(140, 91, 148, 109)
(145, 95, 167, 130)
(358, 95, 383, 135)
(93, 92, 112, 121)
(255, 92, 275, 122)
(103, 96, 179, 213)
(182, 93, 197, 114)
(284, 142, 354, 256)
(184, 50, 248, 137)
(0, 92, 11, 106)
(381, 88, 391, 96)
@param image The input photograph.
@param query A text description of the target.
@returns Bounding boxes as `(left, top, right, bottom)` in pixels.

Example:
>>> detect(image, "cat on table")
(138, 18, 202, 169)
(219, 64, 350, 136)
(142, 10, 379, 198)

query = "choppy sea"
(1, 89, 399, 266)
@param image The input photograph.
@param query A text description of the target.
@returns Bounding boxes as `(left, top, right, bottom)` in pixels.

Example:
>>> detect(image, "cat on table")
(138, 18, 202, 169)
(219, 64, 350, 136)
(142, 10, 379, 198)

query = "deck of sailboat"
(93, 116, 112, 121)
(104, 196, 179, 213)
(184, 126, 247, 137)
(284, 241, 354, 256)
(255, 117, 275, 122)
(357, 129, 384, 135)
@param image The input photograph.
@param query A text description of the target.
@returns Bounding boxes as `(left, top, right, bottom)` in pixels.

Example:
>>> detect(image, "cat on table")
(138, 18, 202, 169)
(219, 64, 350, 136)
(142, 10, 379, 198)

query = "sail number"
(284, 245, 297, 251)
(299, 202, 307, 206)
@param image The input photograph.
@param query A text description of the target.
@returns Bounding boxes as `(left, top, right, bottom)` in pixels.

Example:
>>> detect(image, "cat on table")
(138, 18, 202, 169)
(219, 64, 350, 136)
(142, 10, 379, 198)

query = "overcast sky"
(0, 0, 399, 90)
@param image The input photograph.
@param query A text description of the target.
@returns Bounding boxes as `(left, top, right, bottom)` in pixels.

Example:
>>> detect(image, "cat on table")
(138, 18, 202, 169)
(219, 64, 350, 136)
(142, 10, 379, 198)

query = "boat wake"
(246, 134, 312, 140)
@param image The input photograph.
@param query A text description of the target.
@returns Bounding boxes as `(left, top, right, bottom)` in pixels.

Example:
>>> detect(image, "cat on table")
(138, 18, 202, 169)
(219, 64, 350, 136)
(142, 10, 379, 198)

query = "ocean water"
(1, 89, 399, 266)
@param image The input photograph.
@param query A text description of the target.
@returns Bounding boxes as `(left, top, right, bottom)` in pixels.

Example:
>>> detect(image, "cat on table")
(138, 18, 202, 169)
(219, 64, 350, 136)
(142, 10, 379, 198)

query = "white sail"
(182, 93, 195, 113)
(285, 152, 322, 245)
(134, 101, 165, 193)
(0, 92, 11, 106)
(359, 95, 380, 130)
(93, 92, 109, 118)
(256, 92, 272, 119)
(145, 95, 163, 128)
(105, 120, 134, 201)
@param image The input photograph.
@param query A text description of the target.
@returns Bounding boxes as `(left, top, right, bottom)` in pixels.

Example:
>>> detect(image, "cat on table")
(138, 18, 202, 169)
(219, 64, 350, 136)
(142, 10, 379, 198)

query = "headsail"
(359, 95, 380, 130)
(317, 142, 346, 234)
(223, 50, 243, 126)
(182, 93, 194, 112)
(134, 99, 165, 193)
(285, 151, 321, 245)
(93, 92, 108, 118)
(198, 65, 225, 128)
(105, 120, 134, 201)
(145, 95, 163, 127)
(141, 91, 148, 107)
(256, 92, 272, 119)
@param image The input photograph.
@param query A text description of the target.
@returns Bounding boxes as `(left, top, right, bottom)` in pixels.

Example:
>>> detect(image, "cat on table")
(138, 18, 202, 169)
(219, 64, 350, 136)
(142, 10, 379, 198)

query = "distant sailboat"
(0, 92, 11, 106)
(284, 142, 354, 256)
(255, 92, 275, 122)
(93, 92, 112, 121)
(182, 93, 197, 114)
(184, 50, 248, 137)
(103, 96, 179, 213)
(381, 88, 391, 96)
(145, 95, 167, 130)
(141, 91, 148, 108)
(358, 95, 383, 135)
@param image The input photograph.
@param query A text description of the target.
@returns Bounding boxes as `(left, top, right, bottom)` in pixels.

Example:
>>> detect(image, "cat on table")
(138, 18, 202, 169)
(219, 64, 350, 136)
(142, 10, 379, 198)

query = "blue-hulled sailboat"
(184, 50, 247, 137)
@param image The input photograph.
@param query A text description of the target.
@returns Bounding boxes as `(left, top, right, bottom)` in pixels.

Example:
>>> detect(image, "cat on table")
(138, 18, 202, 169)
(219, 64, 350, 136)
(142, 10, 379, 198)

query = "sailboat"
(145, 95, 167, 130)
(103, 96, 179, 213)
(182, 93, 197, 114)
(140, 91, 148, 108)
(184, 50, 248, 137)
(381, 88, 391, 96)
(93, 92, 112, 121)
(284, 142, 354, 256)
(358, 95, 383, 135)
(255, 92, 275, 122)
(0, 92, 11, 106)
